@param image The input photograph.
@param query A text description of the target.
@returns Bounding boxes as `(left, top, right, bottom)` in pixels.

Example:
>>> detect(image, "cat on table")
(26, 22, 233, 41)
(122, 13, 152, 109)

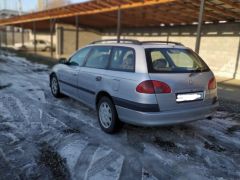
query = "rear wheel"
(97, 97, 121, 133)
(20, 46, 27, 51)
(45, 47, 51, 52)
(50, 75, 62, 98)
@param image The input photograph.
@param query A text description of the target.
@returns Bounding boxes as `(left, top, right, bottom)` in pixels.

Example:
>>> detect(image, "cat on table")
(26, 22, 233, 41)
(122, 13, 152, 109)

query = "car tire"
(97, 97, 122, 134)
(45, 47, 51, 52)
(50, 74, 62, 98)
(21, 46, 27, 51)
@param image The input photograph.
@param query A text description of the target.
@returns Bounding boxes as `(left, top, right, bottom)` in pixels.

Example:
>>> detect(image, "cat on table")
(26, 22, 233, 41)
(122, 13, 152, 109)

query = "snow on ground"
(0, 50, 240, 180)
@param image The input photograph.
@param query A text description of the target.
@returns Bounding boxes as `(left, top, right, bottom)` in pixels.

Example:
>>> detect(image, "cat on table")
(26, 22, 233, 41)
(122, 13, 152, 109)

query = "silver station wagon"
(50, 39, 218, 133)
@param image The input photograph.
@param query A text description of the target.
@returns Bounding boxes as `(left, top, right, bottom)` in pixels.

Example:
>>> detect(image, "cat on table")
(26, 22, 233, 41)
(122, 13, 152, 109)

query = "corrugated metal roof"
(0, 0, 239, 30)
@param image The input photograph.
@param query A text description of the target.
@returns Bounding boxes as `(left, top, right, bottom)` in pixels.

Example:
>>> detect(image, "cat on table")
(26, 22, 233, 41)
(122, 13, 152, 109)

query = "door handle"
(96, 76, 102, 81)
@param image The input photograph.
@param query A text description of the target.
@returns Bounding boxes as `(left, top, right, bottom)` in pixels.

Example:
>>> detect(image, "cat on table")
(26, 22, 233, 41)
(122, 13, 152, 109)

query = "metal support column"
(59, 27, 64, 55)
(33, 21, 36, 53)
(195, 0, 205, 54)
(75, 16, 79, 50)
(21, 25, 24, 47)
(117, 6, 121, 43)
(50, 19, 54, 58)
(5, 28, 8, 47)
(12, 27, 15, 46)
(0, 30, 3, 48)
(0, 30, 2, 48)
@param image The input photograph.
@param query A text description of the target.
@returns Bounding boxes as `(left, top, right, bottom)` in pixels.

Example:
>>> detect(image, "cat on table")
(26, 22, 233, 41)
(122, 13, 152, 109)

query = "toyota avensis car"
(50, 39, 218, 133)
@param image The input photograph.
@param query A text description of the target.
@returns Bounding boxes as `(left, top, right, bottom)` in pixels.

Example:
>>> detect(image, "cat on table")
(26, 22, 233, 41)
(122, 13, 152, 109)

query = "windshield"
(145, 48, 209, 73)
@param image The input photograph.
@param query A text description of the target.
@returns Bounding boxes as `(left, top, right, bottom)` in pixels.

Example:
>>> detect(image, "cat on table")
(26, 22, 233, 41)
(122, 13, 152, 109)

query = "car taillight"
(208, 77, 216, 90)
(136, 80, 171, 94)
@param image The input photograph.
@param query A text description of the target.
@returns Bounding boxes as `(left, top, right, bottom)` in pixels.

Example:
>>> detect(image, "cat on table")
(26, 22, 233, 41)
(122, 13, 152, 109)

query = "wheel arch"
(49, 72, 56, 81)
(95, 91, 114, 109)
(50, 71, 57, 77)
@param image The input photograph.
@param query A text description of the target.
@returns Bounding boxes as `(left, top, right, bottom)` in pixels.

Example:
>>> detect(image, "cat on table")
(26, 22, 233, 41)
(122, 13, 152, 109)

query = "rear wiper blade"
(189, 67, 203, 77)
(194, 67, 203, 72)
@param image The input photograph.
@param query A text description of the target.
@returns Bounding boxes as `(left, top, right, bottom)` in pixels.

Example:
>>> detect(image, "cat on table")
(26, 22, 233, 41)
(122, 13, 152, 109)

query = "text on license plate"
(176, 92, 204, 102)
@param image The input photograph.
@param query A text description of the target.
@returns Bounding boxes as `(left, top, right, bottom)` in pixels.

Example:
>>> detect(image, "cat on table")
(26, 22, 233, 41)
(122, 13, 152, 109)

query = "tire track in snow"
(0, 95, 29, 124)
(86, 151, 120, 179)
(73, 143, 98, 180)
(46, 107, 166, 179)
(0, 148, 20, 180)
(119, 159, 142, 180)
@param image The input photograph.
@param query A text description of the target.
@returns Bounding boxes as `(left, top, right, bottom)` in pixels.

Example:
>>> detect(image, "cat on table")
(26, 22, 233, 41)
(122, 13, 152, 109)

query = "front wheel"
(45, 47, 52, 52)
(97, 97, 122, 134)
(50, 75, 62, 98)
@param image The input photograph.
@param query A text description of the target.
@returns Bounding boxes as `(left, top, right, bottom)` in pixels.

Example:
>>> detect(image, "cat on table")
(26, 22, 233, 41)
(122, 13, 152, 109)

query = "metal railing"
(90, 39, 183, 46)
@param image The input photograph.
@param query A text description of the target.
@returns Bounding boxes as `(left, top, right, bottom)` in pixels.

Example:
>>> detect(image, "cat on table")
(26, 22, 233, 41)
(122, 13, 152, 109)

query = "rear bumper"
(116, 103, 219, 126)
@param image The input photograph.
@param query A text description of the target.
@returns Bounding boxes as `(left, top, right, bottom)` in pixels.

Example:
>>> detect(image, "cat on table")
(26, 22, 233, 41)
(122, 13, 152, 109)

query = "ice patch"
(59, 139, 88, 171)
(87, 149, 124, 180)
(143, 143, 174, 166)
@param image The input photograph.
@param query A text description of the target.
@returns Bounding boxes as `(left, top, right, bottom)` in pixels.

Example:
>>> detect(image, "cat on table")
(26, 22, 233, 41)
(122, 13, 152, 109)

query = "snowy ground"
(0, 50, 240, 180)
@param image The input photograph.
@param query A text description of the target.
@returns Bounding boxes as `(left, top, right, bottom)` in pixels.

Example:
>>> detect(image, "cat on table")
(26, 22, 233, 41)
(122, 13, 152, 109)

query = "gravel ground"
(0, 50, 240, 180)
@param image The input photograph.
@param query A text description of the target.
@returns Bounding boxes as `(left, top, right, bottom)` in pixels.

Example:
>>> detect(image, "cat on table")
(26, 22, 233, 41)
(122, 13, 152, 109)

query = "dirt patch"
(143, 171, 150, 178)
(0, 58, 6, 63)
(0, 83, 12, 90)
(154, 137, 179, 153)
(227, 125, 240, 134)
(219, 99, 240, 113)
(32, 68, 48, 72)
(204, 141, 226, 152)
(0, 124, 12, 132)
(206, 135, 217, 142)
(63, 128, 81, 134)
(27, 88, 44, 92)
(38, 142, 70, 180)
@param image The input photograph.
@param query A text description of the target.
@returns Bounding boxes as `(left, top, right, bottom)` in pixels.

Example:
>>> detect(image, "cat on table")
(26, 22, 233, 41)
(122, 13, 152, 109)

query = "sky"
(0, 0, 89, 12)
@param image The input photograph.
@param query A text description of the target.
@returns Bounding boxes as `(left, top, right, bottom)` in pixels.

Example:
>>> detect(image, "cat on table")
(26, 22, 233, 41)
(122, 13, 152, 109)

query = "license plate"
(176, 92, 204, 103)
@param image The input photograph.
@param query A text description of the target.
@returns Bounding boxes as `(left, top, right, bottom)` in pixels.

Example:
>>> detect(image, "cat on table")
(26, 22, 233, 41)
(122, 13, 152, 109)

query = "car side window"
(110, 47, 135, 72)
(69, 47, 91, 66)
(85, 46, 111, 69)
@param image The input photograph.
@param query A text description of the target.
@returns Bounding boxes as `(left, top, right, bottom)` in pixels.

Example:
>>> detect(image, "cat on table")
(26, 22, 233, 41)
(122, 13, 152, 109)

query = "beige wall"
(102, 23, 240, 79)
(0, 31, 29, 46)
(6, 22, 239, 79)
(29, 32, 57, 45)
(28, 23, 101, 58)
(56, 23, 101, 58)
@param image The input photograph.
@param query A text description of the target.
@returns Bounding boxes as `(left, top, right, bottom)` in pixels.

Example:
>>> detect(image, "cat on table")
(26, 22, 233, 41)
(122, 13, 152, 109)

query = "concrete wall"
(2, 22, 239, 80)
(102, 22, 240, 79)
(29, 32, 57, 45)
(0, 30, 29, 46)
(27, 23, 101, 58)
(56, 23, 101, 58)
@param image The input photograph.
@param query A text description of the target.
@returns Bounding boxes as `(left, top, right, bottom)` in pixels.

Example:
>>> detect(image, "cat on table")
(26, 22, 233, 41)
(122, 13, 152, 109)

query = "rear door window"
(85, 46, 111, 69)
(110, 47, 135, 72)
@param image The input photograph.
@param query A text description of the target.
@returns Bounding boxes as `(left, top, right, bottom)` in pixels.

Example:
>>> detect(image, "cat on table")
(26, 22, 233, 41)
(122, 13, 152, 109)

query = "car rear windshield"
(145, 48, 209, 73)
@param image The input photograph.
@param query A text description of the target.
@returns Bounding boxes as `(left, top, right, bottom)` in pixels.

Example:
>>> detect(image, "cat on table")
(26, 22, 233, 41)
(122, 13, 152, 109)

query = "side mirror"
(58, 58, 67, 64)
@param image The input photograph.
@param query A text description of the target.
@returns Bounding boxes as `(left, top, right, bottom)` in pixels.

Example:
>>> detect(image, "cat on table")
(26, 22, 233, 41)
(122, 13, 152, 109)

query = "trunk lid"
(149, 71, 214, 111)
